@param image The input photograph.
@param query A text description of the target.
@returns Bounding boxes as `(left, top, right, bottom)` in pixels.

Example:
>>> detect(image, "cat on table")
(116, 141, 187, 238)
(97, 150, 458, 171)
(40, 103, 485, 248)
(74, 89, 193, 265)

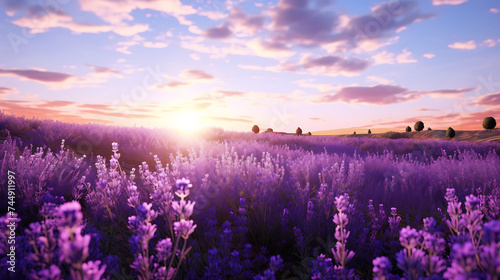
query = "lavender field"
(0, 113, 499, 279)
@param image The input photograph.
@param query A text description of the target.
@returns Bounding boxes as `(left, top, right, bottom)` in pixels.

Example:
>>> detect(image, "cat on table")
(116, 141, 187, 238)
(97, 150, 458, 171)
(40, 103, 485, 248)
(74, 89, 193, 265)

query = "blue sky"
(1, 0, 499, 133)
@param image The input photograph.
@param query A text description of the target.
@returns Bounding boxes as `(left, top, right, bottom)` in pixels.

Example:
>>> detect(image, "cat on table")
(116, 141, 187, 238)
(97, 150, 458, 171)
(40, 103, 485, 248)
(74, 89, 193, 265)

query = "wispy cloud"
(316, 85, 474, 105)
(448, 40, 477, 50)
(0, 68, 72, 82)
(433, 0, 469, 5)
(180, 69, 215, 80)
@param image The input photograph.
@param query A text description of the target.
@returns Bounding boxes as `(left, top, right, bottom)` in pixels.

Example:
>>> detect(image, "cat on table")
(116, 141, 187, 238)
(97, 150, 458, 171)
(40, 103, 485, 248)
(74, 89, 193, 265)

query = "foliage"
(446, 127, 456, 139)
(482, 117, 497, 132)
(252, 125, 260, 134)
(406, 126, 412, 132)
(296, 127, 303, 136)
(414, 121, 424, 132)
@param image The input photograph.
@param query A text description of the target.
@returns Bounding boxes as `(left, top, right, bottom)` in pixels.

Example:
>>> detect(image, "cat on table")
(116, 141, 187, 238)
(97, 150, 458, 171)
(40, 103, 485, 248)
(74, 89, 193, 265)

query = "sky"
(0, 0, 500, 133)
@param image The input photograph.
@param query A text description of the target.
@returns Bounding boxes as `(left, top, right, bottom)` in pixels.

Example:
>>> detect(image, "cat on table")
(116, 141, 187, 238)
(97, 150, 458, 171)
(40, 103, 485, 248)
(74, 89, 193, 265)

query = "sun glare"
(172, 111, 203, 134)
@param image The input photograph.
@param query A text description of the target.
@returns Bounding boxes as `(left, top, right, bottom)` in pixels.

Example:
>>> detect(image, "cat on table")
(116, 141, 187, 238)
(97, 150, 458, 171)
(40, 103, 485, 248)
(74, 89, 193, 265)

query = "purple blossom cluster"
(1, 114, 500, 278)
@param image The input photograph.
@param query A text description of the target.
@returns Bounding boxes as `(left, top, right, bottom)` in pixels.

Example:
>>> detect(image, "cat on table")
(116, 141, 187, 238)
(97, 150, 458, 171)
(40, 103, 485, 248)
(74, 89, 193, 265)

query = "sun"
(172, 111, 203, 134)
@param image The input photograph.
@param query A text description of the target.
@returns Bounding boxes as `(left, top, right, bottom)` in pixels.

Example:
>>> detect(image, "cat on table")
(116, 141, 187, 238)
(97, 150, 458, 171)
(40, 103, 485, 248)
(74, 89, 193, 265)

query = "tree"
(414, 121, 424, 132)
(405, 126, 412, 132)
(296, 127, 303, 136)
(482, 117, 497, 132)
(446, 127, 455, 139)
(428, 127, 432, 131)
(265, 128, 274, 133)
(307, 132, 312, 136)
(368, 129, 372, 134)
(353, 131, 356, 135)
(252, 125, 259, 134)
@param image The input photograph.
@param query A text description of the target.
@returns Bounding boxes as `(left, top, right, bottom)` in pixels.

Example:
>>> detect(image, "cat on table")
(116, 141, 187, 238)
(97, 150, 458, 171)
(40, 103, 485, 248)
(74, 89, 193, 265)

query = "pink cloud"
(299, 55, 370, 75)
(396, 49, 417, 63)
(180, 69, 215, 80)
(86, 65, 120, 75)
(481, 39, 497, 48)
(0, 68, 72, 82)
(423, 53, 435, 59)
(473, 92, 500, 106)
(433, 0, 469, 5)
(448, 40, 477, 50)
(204, 25, 233, 39)
(0, 87, 18, 96)
(316, 85, 474, 105)
(491, 8, 500, 14)
(372, 51, 395, 64)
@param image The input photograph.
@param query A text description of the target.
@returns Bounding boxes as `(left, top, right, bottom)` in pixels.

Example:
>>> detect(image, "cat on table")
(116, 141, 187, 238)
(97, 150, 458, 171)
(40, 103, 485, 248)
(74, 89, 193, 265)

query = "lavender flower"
(82, 260, 107, 280)
(172, 200, 196, 219)
(156, 238, 173, 262)
(399, 226, 422, 250)
(57, 201, 83, 229)
(372, 256, 392, 280)
(483, 220, 500, 244)
(173, 219, 197, 239)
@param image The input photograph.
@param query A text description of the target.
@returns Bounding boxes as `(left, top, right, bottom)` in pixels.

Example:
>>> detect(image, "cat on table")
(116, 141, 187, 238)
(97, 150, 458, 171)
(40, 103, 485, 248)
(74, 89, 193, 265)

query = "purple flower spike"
(483, 220, 500, 244)
(59, 230, 91, 264)
(372, 256, 392, 280)
(37, 264, 62, 280)
(399, 226, 421, 250)
(335, 194, 349, 212)
(176, 178, 192, 190)
(156, 238, 173, 261)
(82, 260, 107, 280)
(111, 142, 119, 153)
(173, 219, 197, 239)
(57, 201, 83, 229)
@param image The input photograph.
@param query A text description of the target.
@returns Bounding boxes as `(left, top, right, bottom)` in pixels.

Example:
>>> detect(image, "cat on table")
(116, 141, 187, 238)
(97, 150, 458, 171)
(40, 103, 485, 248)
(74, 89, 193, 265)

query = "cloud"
(0, 68, 72, 82)
(414, 108, 439, 111)
(316, 85, 474, 105)
(0, 87, 18, 96)
(481, 39, 497, 48)
(180, 69, 215, 80)
(423, 53, 435, 59)
(396, 49, 417, 63)
(227, 7, 265, 36)
(218, 90, 246, 97)
(432, 0, 469, 5)
(8, 3, 149, 36)
(299, 55, 370, 75)
(317, 85, 413, 105)
(86, 65, 120, 75)
(372, 51, 395, 64)
(309, 117, 321, 121)
(154, 80, 190, 89)
(78, 0, 196, 26)
(491, 8, 499, 14)
(204, 25, 233, 39)
(473, 92, 500, 106)
(448, 40, 476, 50)
(143, 42, 168, 48)
(366, 76, 393, 84)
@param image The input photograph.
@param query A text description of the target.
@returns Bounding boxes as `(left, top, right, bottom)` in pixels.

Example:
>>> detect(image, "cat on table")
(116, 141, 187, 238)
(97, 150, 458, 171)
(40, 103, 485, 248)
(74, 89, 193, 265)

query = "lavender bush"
(0, 113, 499, 279)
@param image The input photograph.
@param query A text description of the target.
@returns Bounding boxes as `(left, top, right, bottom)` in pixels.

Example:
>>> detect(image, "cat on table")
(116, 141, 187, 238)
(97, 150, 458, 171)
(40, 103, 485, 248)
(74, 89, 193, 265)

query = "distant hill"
(313, 127, 398, 135)
(313, 127, 500, 143)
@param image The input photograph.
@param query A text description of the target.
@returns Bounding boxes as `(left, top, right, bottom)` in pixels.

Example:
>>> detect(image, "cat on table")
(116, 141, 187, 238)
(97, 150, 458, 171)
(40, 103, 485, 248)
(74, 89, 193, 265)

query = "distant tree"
(296, 127, 303, 136)
(252, 125, 260, 134)
(353, 131, 356, 135)
(428, 127, 432, 131)
(368, 129, 372, 134)
(446, 127, 455, 139)
(307, 132, 312, 136)
(482, 117, 497, 132)
(414, 121, 424, 132)
(265, 128, 274, 133)
(405, 126, 412, 132)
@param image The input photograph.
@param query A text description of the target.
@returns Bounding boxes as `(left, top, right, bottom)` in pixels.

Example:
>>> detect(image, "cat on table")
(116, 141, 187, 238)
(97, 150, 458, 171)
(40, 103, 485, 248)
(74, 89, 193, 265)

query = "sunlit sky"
(1, 0, 499, 133)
